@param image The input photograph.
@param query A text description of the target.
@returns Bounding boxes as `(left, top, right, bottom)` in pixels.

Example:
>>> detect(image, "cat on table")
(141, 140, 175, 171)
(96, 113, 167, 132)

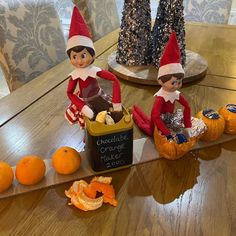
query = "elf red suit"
(67, 67, 121, 111)
(65, 6, 122, 128)
(133, 32, 192, 142)
(151, 89, 191, 136)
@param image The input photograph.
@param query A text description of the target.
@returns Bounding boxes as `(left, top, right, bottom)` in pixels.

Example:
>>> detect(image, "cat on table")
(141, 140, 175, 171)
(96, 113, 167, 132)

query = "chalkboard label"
(86, 129, 133, 172)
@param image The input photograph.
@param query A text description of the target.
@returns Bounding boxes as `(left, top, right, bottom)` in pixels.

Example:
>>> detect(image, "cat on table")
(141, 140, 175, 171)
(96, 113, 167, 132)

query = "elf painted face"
(161, 76, 182, 92)
(70, 48, 95, 68)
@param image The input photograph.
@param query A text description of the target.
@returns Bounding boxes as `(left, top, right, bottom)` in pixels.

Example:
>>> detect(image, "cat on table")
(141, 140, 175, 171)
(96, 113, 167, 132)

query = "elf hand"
(81, 105, 94, 119)
(113, 103, 122, 112)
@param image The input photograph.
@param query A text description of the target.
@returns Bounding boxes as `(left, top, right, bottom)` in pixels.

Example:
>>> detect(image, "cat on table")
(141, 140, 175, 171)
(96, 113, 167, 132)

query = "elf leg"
(133, 105, 151, 124)
(133, 109, 153, 137)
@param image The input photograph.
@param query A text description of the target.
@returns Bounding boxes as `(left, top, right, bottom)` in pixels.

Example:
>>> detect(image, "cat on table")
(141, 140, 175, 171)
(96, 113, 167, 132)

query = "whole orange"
(52, 146, 81, 175)
(15, 156, 46, 185)
(0, 161, 14, 193)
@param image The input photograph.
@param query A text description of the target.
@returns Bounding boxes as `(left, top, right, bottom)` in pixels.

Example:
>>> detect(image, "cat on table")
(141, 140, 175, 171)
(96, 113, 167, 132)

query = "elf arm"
(151, 96, 171, 136)
(67, 77, 93, 119)
(97, 70, 122, 110)
(178, 94, 192, 128)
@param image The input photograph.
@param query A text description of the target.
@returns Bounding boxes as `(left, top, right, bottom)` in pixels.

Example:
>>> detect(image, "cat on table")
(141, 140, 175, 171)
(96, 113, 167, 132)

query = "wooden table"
(0, 22, 236, 236)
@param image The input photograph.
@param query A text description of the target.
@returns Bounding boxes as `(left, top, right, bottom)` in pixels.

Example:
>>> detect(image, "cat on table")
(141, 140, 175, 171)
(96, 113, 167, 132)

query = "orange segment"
(83, 185, 97, 199)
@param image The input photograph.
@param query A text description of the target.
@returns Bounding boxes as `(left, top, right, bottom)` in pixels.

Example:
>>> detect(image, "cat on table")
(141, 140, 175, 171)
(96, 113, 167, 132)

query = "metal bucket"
(85, 108, 133, 172)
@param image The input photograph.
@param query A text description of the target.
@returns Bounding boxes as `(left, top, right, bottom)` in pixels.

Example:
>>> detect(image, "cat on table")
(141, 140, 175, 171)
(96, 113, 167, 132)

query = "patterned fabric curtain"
(0, 0, 66, 91)
(54, 0, 121, 41)
(116, 0, 232, 24)
(184, 0, 232, 24)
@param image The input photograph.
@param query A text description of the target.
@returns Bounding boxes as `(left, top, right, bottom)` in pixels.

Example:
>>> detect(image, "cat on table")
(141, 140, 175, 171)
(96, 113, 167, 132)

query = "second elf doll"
(133, 32, 205, 143)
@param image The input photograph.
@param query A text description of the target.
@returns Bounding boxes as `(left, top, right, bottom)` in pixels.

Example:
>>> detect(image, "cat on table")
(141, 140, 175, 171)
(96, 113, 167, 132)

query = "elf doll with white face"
(65, 6, 122, 128)
(133, 32, 205, 143)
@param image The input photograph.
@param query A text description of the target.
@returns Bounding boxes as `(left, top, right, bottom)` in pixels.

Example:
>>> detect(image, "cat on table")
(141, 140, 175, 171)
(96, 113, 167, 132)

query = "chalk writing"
(96, 134, 129, 146)
(87, 130, 133, 171)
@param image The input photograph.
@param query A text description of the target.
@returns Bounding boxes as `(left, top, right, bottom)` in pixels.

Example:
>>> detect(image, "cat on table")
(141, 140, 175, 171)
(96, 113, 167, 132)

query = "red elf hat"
(157, 31, 184, 79)
(66, 6, 94, 52)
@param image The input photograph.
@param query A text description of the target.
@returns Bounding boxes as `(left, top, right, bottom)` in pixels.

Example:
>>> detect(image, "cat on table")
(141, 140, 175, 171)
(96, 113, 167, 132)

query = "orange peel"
(65, 176, 118, 211)
(91, 176, 112, 184)
(65, 180, 103, 211)
(84, 176, 117, 207)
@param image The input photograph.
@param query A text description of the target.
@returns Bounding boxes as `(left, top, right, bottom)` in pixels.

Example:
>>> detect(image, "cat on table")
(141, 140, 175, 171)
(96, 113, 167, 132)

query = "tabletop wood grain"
(0, 23, 236, 236)
(185, 23, 236, 78)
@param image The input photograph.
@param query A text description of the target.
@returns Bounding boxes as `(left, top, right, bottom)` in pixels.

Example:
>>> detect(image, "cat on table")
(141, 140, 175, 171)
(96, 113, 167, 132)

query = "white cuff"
(113, 103, 122, 111)
(81, 105, 94, 119)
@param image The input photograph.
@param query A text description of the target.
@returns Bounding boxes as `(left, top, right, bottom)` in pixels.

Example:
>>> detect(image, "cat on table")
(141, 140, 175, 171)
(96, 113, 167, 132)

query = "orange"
(15, 156, 46, 185)
(52, 146, 81, 175)
(0, 161, 14, 193)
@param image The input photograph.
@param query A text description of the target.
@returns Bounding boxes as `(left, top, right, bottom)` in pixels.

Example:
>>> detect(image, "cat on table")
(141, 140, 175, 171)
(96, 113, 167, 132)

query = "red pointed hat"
(157, 31, 184, 79)
(66, 6, 94, 52)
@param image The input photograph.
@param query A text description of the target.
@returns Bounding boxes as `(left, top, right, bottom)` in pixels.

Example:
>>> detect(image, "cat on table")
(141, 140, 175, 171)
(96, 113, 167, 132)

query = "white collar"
(154, 88, 180, 103)
(69, 65, 101, 81)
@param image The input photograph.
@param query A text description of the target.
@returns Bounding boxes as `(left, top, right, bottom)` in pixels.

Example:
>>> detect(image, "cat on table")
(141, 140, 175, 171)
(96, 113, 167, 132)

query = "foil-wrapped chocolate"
(186, 117, 207, 138)
(160, 109, 207, 138)
(160, 109, 184, 134)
